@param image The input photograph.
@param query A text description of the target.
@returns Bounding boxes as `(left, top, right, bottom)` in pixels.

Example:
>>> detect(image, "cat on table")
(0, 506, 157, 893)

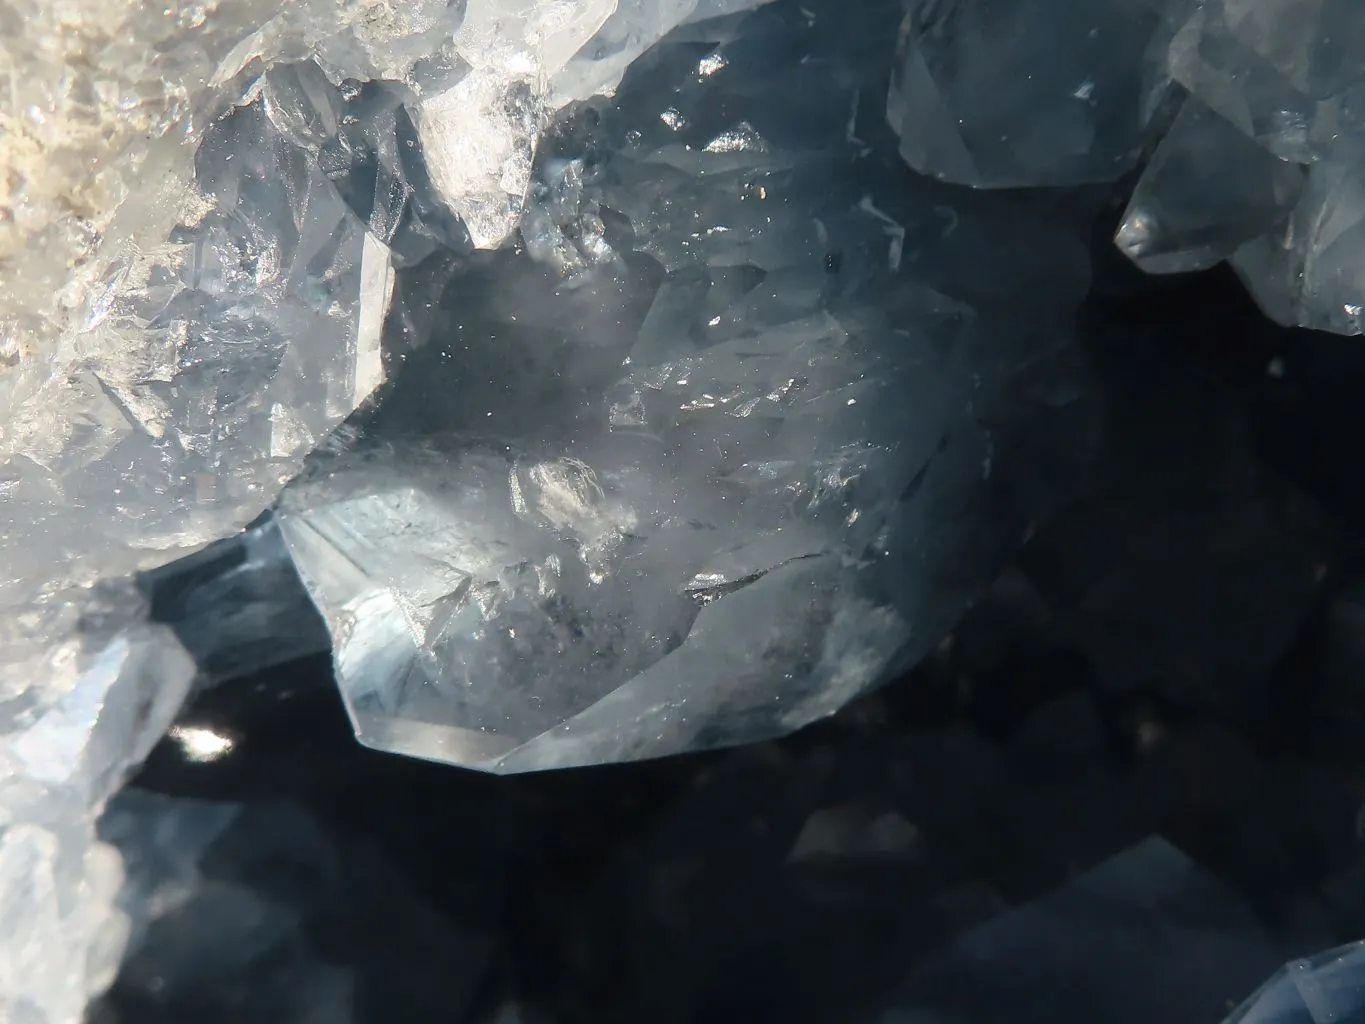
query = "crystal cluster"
(275, 0, 1097, 772)
(8, 0, 1360, 1017)
(0, 590, 192, 1024)
(889, 0, 1365, 335)
(2, 1, 839, 1018)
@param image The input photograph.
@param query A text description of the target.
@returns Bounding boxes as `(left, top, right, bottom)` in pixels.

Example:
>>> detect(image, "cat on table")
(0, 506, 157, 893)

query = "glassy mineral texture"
(0, 588, 193, 1024)
(888, 0, 1365, 335)
(2, 1, 794, 1018)
(1219, 941, 1365, 1024)
(887, 0, 1178, 188)
(1133, 1, 1365, 335)
(276, 0, 1100, 773)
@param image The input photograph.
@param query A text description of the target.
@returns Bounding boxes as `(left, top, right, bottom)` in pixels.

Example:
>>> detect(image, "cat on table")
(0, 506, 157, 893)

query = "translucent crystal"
(2, 1, 797, 1017)
(1220, 941, 1365, 1023)
(1164, 1, 1328, 164)
(1117, 97, 1306, 275)
(878, 0, 1365, 335)
(886, 0, 1174, 187)
(1228, 145, 1365, 335)
(277, 0, 1099, 772)
(1114, 0, 1365, 333)
(0, 0, 463, 493)
(0, 588, 194, 1024)
(3, 0, 782, 639)
(0, 71, 394, 636)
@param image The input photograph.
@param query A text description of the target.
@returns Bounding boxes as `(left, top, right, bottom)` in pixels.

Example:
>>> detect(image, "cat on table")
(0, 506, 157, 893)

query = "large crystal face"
(885, 0, 1365, 335)
(1121, 0, 1365, 334)
(887, 0, 1175, 187)
(276, 0, 1099, 772)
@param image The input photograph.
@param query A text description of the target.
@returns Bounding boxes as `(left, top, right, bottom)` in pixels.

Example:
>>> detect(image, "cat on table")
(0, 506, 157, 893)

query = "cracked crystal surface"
(1, 64, 397, 651)
(1128, 0, 1365, 333)
(277, 0, 1099, 772)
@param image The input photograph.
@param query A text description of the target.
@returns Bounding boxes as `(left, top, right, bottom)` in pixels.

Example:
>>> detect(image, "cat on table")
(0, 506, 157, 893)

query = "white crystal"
(0, 589, 193, 1024)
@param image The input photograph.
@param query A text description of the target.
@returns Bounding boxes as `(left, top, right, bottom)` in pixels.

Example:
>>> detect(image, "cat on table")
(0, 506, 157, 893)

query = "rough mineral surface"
(0, 1, 786, 1019)
(887, 0, 1177, 188)
(276, 0, 1099, 772)
(0, 589, 192, 1024)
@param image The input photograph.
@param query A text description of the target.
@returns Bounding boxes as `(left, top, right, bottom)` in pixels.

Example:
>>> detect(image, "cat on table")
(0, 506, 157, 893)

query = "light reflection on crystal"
(166, 725, 235, 763)
(277, 0, 1099, 774)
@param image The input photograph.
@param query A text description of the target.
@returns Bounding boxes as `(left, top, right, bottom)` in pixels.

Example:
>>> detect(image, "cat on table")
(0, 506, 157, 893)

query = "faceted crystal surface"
(887, 0, 1174, 187)
(1117, 1, 1365, 333)
(138, 516, 329, 686)
(1220, 941, 1365, 1024)
(1, 0, 777, 667)
(0, 589, 194, 1024)
(882, 0, 1365, 334)
(1, 2, 788, 1020)
(277, 0, 1099, 772)
(0, 65, 395, 680)
(1116, 97, 1306, 275)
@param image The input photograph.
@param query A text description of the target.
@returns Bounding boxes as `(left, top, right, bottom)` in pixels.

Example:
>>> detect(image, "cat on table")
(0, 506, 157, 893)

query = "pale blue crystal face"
(887, 0, 1174, 188)
(881, 0, 1365, 335)
(275, 0, 1099, 773)
(1111, 0, 1365, 333)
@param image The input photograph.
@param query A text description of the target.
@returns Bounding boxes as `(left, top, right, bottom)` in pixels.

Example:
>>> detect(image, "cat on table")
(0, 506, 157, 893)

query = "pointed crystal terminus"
(1116, 97, 1306, 276)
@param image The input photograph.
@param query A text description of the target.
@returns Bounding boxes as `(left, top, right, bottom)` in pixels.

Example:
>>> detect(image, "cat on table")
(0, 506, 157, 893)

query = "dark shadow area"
(100, 222, 1365, 1024)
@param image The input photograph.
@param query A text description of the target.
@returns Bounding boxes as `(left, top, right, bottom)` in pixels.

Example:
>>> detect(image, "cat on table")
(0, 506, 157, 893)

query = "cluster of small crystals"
(276, 0, 1097, 772)
(1, 1, 803, 1020)
(887, 0, 1365, 335)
